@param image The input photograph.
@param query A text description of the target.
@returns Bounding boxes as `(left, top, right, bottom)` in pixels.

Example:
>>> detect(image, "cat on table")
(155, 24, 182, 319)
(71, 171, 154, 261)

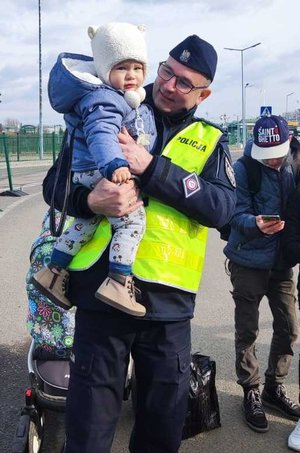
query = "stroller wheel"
(27, 412, 45, 453)
(12, 414, 30, 453)
(123, 355, 134, 401)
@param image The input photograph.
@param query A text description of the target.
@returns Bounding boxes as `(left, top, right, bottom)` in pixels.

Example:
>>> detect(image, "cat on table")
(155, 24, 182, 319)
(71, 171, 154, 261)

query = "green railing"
(0, 131, 65, 163)
(0, 127, 247, 161)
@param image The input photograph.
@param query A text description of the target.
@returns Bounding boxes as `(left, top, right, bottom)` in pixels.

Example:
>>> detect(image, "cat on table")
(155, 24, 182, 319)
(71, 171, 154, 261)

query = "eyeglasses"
(157, 61, 209, 94)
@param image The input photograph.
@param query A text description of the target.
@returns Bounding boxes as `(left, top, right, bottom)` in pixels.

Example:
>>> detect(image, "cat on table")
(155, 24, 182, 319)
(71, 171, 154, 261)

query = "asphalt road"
(0, 161, 299, 453)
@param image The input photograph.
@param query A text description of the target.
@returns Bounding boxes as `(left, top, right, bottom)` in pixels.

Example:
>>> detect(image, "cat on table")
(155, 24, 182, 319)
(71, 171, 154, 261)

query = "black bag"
(182, 353, 221, 439)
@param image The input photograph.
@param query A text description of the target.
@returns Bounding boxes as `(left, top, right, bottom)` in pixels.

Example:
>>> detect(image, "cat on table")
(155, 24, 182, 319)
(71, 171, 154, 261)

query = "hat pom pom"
(136, 87, 146, 102)
(124, 87, 146, 109)
(124, 91, 141, 109)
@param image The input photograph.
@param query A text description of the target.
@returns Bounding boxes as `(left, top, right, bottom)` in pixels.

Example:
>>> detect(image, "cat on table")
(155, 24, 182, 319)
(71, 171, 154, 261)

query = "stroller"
(12, 340, 69, 453)
(12, 340, 134, 453)
(12, 210, 133, 452)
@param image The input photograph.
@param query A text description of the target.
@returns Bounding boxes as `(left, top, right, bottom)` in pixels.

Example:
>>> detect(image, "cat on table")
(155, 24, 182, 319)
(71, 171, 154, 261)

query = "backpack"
(219, 155, 261, 241)
(26, 209, 75, 359)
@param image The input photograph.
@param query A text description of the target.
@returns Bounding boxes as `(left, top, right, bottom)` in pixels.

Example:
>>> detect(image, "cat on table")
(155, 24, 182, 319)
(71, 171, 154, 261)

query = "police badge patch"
(225, 157, 236, 188)
(182, 173, 201, 198)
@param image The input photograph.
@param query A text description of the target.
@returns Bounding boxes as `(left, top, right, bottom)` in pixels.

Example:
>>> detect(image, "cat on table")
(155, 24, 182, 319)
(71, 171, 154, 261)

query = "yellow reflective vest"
(69, 121, 222, 293)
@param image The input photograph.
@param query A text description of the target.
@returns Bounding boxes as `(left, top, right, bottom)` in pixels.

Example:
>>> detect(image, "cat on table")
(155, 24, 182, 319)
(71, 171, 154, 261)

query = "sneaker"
(31, 265, 72, 310)
(289, 419, 300, 451)
(262, 384, 300, 421)
(95, 274, 146, 317)
(242, 388, 269, 432)
(261, 384, 300, 421)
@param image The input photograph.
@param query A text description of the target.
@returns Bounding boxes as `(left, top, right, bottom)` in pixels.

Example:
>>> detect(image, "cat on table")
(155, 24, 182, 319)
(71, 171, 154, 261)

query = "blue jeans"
(64, 309, 191, 453)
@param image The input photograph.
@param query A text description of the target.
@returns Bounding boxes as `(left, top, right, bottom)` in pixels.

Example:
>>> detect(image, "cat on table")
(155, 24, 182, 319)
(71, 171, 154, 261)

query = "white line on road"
(0, 191, 42, 220)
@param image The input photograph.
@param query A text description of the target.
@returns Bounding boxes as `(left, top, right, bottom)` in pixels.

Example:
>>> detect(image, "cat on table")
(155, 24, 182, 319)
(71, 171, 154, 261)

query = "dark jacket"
(282, 183, 300, 267)
(43, 83, 236, 320)
(289, 136, 300, 184)
(224, 140, 295, 270)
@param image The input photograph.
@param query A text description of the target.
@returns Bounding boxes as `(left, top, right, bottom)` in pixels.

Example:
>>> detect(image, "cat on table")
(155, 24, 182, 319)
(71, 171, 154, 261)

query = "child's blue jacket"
(48, 52, 156, 179)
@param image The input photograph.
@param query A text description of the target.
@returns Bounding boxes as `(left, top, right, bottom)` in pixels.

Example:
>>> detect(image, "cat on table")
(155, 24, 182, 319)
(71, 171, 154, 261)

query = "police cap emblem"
(179, 49, 191, 63)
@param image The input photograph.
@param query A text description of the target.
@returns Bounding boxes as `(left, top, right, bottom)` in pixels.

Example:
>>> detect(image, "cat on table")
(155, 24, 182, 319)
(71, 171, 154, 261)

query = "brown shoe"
(31, 264, 72, 310)
(95, 274, 146, 317)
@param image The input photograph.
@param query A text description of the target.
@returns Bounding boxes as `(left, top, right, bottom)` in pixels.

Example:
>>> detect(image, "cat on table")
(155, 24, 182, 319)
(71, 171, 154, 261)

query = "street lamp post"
(244, 83, 254, 138)
(236, 115, 241, 146)
(285, 92, 294, 119)
(224, 42, 261, 148)
(38, 0, 43, 160)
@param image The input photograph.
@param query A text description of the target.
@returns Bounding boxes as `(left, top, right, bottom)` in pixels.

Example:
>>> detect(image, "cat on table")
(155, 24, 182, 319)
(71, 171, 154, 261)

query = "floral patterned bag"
(26, 210, 75, 359)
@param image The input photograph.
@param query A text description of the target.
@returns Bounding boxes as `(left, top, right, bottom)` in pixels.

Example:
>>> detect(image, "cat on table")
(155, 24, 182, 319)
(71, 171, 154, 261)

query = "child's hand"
(112, 167, 132, 184)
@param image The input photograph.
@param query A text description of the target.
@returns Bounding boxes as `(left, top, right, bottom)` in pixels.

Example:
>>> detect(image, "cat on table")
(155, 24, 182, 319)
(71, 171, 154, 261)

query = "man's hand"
(256, 215, 285, 234)
(118, 127, 153, 175)
(87, 178, 142, 217)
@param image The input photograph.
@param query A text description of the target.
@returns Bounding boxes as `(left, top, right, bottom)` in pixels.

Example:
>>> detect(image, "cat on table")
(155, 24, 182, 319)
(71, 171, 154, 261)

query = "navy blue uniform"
(43, 83, 236, 452)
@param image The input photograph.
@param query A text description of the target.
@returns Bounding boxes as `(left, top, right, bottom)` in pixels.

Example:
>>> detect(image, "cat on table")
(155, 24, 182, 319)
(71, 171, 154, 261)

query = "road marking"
(0, 191, 42, 220)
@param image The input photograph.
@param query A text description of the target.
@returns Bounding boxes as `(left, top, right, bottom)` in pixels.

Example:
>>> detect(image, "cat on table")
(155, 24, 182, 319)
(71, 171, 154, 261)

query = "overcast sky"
(1, 0, 299, 127)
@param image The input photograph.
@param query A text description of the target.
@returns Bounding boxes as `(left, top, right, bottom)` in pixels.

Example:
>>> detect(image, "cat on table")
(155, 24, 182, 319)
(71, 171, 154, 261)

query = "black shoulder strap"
(238, 155, 261, 195)
(49, 124, 79, 237)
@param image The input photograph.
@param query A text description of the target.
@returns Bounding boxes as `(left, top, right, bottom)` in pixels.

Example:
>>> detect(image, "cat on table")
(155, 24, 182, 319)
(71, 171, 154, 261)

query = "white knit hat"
(88, 22, 147, 85)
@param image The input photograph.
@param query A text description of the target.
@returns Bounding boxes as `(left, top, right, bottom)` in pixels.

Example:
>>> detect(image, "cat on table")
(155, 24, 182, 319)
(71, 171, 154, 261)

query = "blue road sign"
(260, 106, 272, 116)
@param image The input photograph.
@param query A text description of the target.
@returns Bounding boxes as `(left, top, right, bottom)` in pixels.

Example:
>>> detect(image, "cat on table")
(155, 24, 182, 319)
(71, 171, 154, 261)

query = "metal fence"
(0, 126, 245, 161)
(0, 131, 65, 163)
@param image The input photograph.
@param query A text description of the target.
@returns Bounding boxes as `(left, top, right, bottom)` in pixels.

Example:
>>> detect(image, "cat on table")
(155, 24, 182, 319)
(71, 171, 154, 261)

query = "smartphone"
(261, 214, 281, 222)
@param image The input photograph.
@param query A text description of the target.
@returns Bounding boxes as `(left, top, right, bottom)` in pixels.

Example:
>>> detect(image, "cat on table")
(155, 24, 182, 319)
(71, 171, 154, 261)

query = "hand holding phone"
(256, 214, 284, 235)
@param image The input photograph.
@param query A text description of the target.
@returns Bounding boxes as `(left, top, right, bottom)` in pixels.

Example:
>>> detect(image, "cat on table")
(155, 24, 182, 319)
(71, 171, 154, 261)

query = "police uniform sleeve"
(140, 134, 236, 228)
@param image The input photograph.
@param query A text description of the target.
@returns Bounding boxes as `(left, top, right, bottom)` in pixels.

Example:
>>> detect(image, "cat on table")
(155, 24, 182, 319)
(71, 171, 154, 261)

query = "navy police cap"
(169, 34, 218, 81)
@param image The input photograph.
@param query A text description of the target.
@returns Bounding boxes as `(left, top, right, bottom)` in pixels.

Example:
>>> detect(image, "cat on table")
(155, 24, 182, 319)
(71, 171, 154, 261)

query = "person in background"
(286, 133, 300, 310)
(32, 22, 157, 317)
(224, 115, 300, 433)
(43, 34, 236, 452)
(281, 140, 300, 451)
(288, 133, 300, 184)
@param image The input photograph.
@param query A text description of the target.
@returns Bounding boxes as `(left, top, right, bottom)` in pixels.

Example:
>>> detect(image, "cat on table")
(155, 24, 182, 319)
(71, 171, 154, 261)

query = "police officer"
(43, 34, 236, 453)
